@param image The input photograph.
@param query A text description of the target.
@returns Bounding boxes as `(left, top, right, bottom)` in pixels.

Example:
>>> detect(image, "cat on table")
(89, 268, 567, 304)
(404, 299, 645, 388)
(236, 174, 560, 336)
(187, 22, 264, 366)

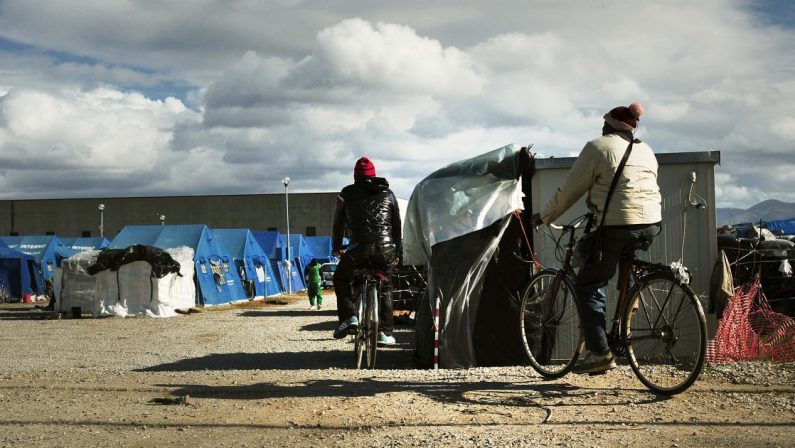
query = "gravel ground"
(1, 292, 793, 447)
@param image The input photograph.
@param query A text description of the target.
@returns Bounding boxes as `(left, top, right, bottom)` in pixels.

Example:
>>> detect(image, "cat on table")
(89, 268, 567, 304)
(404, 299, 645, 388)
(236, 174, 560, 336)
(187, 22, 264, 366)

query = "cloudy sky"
(0, 0, 793, 208)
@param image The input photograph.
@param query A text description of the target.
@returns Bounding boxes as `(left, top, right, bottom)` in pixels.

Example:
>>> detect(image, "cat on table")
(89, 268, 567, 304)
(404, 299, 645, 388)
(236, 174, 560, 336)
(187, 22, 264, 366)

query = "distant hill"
(717, 200, 795, 225)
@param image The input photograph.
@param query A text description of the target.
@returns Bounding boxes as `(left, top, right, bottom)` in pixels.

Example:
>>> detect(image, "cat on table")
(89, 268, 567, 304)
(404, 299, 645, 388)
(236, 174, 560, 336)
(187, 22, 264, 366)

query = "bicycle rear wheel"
(623, 271, 707, 395)
(365, 283, 379, 369)
(354, 287, 366, 369)
(519, 270, 582, 378)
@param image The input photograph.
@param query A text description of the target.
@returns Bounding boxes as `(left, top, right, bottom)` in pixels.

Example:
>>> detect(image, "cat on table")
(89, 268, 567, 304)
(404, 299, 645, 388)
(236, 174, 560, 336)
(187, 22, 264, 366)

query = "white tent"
(53, 247, 195, 317)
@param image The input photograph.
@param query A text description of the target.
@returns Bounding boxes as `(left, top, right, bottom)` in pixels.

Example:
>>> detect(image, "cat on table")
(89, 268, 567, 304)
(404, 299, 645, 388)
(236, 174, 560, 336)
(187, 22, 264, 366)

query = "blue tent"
(109, 225, 247, 306)
(60, 237, 110, 251)
(305, 236, 334, 263)
(0, 235, 78, 281)
(284, 233, 317, 276)
(213, 229, 281, 298)
(252, 231, 287, 260)
(0, 239, 45, 300)
(252, 231, 305, 293)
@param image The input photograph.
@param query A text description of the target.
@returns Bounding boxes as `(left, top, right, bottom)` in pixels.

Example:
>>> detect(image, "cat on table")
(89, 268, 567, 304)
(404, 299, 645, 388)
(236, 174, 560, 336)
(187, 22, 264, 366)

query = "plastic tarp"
(213, 229, 281, 298)
(60, 237, 110, 251)
(761, 218, 795, 236)
(404, 144, 530, 368)
(53, 247, 196, 317)
(109, 225, 247, 306)
(0, 239, 44, 299)
(0, 235, 78, 281)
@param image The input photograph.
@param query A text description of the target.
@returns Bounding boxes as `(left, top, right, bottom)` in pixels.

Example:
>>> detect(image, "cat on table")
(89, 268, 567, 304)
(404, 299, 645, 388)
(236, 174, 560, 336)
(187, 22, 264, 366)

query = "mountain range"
(716, 200, 795, 226)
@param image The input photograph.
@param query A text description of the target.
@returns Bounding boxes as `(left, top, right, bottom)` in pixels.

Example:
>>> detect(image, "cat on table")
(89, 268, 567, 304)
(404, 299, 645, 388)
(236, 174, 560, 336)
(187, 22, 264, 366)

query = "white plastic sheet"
(403, 144, 523, 266)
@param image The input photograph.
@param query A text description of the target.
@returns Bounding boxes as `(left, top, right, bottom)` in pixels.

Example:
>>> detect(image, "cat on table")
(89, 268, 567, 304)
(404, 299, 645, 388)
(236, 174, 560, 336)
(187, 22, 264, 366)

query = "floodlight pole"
(98, 203, 105, 238)
(283, 177, 292, 294)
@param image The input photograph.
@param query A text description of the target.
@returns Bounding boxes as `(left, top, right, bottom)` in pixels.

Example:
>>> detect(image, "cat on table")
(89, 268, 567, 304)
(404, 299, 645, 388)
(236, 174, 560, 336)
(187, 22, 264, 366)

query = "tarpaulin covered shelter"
(404, 145, 533, 368)
(305, 236, 335, 264)
(0, 239, 45, 300)
(0, 235, 78, 281)
(60, 237, 110, 251)
(213, 229, 280, 299)
(252, 231, 304, 293)
(109, 225, 247, 305)
(53, 246, 195, 317)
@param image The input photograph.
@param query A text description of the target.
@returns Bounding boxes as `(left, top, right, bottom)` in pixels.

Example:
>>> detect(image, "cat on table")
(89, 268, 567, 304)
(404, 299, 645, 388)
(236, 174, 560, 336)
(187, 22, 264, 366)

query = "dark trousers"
(333, 242, 396, 335)
(574, 223, 661, 354)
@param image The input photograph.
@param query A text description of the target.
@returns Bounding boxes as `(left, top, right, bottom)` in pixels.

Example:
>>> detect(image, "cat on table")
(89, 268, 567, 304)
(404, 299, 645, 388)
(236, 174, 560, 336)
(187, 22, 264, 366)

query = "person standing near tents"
(331, 156, 402, 345)
(304, 258, 323, 310)
(531, 103, 662, 375)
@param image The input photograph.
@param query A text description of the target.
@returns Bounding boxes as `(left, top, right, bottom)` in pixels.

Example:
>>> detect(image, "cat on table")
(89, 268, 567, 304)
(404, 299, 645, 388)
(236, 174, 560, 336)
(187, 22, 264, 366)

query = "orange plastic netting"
(707, 275, 795, 363)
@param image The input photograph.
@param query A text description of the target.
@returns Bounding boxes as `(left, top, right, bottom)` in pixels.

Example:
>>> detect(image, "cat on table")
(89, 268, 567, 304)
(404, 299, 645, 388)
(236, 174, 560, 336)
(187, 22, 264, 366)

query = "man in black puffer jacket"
(331, 156, 402, 345)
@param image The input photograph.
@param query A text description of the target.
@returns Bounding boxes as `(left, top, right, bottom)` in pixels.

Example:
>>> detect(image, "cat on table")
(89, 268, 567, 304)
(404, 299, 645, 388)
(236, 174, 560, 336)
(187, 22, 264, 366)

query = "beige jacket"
(541, 133, 662, 226)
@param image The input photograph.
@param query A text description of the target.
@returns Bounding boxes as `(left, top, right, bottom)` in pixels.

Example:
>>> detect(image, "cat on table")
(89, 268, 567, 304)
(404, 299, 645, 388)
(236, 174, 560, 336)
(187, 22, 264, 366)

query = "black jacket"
(332, 177, 402, 255)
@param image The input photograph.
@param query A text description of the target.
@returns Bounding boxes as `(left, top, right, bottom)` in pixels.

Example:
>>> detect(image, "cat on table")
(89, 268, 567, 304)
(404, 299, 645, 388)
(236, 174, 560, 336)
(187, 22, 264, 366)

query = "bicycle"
(519, 213, 708, 395)
(352, 266, 385, 369)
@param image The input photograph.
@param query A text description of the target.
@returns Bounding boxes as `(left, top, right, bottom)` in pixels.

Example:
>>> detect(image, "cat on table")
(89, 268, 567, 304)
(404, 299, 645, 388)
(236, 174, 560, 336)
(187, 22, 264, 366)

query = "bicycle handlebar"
(547, 216, 588, 231)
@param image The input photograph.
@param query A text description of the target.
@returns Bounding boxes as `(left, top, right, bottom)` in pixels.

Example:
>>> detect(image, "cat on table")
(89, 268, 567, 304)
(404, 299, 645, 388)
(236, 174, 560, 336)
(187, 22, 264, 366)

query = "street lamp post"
(98, 204, 105, 238)
(282, 177, 292, 294)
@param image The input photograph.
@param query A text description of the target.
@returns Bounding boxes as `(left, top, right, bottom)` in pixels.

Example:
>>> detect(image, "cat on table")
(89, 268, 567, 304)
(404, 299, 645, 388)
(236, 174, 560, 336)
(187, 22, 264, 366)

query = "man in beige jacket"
(532, 103, 662, 374)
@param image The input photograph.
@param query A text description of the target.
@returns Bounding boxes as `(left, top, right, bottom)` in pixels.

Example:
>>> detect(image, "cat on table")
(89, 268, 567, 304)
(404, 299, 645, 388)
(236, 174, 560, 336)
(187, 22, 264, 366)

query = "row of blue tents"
(0, 228, 338, 306)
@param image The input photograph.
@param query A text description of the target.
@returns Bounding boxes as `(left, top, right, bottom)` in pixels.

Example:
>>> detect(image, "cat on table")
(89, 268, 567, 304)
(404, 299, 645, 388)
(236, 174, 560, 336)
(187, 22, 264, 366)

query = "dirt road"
(1, 294, 793, 447)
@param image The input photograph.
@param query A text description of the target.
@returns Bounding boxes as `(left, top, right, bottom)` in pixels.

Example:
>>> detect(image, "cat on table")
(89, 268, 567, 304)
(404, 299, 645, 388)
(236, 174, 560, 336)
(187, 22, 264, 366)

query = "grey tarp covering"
(403, 145, 529, 368)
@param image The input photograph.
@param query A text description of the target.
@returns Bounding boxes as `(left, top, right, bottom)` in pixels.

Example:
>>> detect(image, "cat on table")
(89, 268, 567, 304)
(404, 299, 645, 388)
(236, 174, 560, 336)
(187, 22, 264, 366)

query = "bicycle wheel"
(365, 283, 379, 369)
(623, 271, 707, 395)
(519, 270, 582, 378)
(354, 288, 366, 369)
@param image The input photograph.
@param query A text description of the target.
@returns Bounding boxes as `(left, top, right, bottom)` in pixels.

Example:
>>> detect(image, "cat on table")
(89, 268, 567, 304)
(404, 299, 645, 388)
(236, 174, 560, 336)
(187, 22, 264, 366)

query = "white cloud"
(770, 116, 795, 140)
(0, 1, 793, 209)
(0, 87, 197, 196)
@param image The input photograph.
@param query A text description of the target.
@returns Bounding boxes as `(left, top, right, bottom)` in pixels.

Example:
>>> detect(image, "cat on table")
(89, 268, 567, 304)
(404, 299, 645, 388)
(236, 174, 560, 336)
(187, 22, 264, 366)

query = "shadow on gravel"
(136, 333, 415, 372)
(239, 310, 337, 318)
(300, 321, 339, 332)
(161, 378, 674, 412)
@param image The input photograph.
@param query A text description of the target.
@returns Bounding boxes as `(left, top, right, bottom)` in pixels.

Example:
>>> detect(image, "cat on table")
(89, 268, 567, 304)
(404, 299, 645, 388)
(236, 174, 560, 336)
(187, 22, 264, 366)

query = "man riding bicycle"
(331, 156, 402, 345)
(532, 103, 662, 374)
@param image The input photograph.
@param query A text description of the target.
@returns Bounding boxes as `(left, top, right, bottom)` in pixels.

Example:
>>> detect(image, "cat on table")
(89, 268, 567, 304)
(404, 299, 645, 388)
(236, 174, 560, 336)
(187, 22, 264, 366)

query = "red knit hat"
(354, 156, 376, 177)
(603, 102, 644, 132)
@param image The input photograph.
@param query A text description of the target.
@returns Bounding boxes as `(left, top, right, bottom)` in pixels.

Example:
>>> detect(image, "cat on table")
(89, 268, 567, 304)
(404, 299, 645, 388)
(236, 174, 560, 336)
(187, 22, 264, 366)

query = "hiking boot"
(317, 304, 322, 310)
(377, 332, 396, 346)
(309, 305, 318, 310)
(333, 316, 358, 339)
(572, 350, 617, 375)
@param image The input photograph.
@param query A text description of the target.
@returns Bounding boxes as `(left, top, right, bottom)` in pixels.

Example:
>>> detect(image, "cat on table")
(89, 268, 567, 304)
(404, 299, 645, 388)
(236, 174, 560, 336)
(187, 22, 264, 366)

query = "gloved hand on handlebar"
(530, 213, 544, 227)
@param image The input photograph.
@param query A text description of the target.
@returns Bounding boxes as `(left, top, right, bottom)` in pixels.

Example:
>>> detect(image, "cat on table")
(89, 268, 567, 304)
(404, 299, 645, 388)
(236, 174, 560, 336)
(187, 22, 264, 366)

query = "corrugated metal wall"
(530, 151, 719, 329)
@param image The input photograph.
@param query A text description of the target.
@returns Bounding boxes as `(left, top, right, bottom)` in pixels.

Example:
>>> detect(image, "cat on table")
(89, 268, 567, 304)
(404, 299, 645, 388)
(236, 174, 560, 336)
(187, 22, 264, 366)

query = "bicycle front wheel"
(519, 270, 582, 378)
(623, 271, 707, 395)
(365, 283, 379, 369)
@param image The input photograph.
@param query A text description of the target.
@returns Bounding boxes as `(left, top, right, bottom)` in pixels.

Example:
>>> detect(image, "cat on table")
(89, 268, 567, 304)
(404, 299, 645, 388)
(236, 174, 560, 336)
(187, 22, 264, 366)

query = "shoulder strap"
(599, 137, 636, 228)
